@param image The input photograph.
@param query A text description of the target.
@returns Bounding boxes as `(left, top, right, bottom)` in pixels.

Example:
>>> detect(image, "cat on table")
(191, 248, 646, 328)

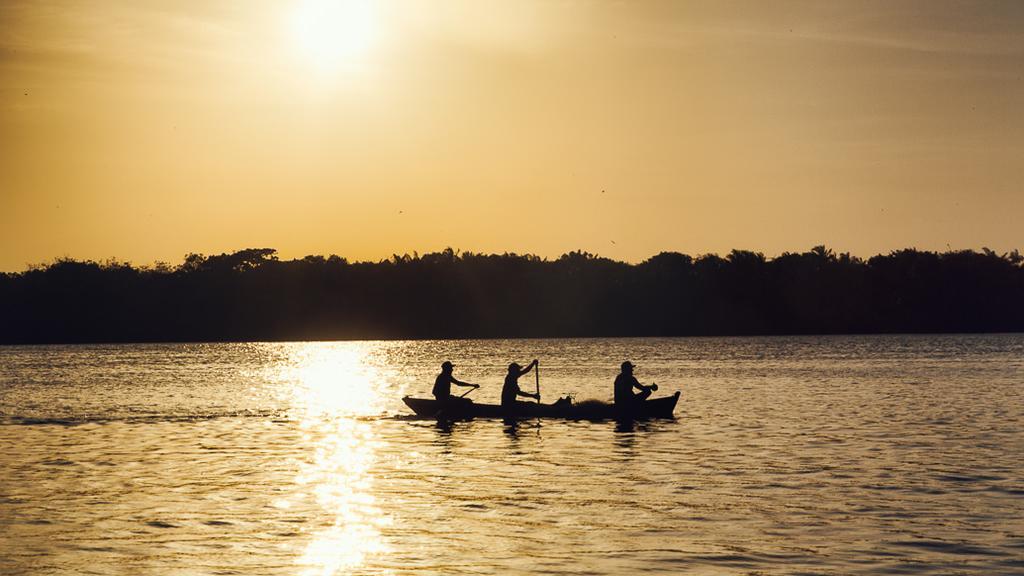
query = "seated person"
(501, 359, 540, 413)
(614, 361, 656, 407)
(432, 361, 478, 404)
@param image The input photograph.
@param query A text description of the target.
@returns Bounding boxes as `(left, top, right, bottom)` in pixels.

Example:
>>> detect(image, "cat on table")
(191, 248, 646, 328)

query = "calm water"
(1, 335, 1023, 575)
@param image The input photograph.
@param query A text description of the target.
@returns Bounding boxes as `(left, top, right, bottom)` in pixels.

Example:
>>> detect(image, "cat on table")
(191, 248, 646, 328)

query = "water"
(2, 335, 1023, 575)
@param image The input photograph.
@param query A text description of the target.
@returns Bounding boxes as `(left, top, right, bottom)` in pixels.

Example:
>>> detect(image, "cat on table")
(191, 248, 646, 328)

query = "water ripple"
(1, 335, 1022, 575)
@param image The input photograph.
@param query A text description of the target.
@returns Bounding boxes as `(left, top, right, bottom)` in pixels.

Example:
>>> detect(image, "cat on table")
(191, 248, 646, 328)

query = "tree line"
(1, 246, 1022, 344)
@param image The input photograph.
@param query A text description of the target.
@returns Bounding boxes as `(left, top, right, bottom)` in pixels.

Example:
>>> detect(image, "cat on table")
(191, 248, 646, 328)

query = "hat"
(441, 361, 454, 370)
(621, 361, 634, 370)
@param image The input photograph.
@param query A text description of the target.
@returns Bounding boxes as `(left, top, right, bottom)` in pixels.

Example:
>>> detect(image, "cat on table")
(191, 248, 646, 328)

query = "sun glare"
(290, 0, 377, 72)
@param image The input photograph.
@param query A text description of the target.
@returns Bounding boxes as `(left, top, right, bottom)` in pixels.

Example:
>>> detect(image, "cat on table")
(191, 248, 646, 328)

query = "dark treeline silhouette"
(1, 246, 1022, 344)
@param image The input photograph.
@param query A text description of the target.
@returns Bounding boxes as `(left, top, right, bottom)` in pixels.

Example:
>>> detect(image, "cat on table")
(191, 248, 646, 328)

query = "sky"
(1, 0, 1022, 271)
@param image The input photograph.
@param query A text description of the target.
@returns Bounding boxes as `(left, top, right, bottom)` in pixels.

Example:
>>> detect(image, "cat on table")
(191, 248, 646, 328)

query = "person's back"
(432, 371, 452, 400)
(613, 372, 637, 405)
(501, 371, 519, 406)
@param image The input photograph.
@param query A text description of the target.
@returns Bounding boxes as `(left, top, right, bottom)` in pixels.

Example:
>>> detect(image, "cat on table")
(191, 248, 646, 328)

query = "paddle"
(535, 360, 540, 403)
(534, 361, 543, 433)
(431, 384, 479, 419)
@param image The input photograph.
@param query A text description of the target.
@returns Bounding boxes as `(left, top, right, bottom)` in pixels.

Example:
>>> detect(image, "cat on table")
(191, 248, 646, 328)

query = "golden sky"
(2, 1, 1022, 271)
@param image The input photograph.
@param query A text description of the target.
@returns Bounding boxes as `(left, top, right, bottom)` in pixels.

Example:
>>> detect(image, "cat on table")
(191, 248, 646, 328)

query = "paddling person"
(501, 359, 540, 414)
(432, 361, 479, 404)
(614, 361, 657, 407)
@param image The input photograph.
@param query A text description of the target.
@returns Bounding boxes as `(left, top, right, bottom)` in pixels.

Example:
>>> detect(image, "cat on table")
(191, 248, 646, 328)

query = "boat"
(402, 391, 680, 421)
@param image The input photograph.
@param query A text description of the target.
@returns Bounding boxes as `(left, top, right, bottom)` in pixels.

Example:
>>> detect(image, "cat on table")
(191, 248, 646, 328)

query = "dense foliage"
(1, 246, 1022, 344)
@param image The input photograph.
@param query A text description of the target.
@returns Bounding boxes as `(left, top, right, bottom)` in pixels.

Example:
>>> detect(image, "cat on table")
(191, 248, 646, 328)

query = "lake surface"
(2, 335, 1023, 575)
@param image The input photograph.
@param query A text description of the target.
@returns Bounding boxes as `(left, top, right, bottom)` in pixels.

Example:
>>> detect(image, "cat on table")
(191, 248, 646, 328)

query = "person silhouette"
(501, 359, 540, 414)
(432, 361, 478, 403)
(614, 361, 656, 407)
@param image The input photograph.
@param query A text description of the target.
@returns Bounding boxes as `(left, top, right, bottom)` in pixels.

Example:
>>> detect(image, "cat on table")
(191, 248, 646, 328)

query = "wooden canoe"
(402, 391, 680, 421)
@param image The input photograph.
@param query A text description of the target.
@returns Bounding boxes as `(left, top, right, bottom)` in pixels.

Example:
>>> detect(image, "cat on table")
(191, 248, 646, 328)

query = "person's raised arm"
(519, 359, 539, 377)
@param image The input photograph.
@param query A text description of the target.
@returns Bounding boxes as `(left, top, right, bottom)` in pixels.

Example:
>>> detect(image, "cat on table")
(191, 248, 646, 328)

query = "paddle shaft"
(535, 361, 540, 403)
(431, 385, 477, 419)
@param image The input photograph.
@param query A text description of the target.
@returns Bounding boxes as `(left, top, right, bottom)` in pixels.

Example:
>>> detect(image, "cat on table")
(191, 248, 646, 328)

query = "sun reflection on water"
(282, 343, 390, 417)
(295, 418, 390, 575)
(271, 343, 393, 575)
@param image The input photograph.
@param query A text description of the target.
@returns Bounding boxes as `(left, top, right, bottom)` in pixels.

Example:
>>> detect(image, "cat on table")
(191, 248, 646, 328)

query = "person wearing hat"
(501, 359, 540, 411)
(614, 361, 657, 406)
(432, 360, 479, 402)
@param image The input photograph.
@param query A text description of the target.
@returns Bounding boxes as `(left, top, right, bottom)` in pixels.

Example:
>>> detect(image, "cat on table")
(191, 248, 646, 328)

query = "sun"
(289, 0, 377, 72)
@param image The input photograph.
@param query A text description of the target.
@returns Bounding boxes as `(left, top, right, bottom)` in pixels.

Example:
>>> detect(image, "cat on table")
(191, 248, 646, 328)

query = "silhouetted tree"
(0, 246, 1021, 344)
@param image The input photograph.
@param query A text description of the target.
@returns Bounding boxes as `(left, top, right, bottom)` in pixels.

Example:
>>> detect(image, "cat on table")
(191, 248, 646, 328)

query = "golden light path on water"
(269, 343, 395, 575)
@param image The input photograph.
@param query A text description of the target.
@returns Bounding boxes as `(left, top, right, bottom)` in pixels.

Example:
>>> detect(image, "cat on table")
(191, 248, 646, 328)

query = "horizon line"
(5, 244, 1023, 274)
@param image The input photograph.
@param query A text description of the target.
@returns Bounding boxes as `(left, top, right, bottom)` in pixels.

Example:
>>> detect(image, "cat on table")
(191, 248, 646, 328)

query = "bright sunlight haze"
(289, 0, 377, 73)
(1, 1, 1022, 270)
